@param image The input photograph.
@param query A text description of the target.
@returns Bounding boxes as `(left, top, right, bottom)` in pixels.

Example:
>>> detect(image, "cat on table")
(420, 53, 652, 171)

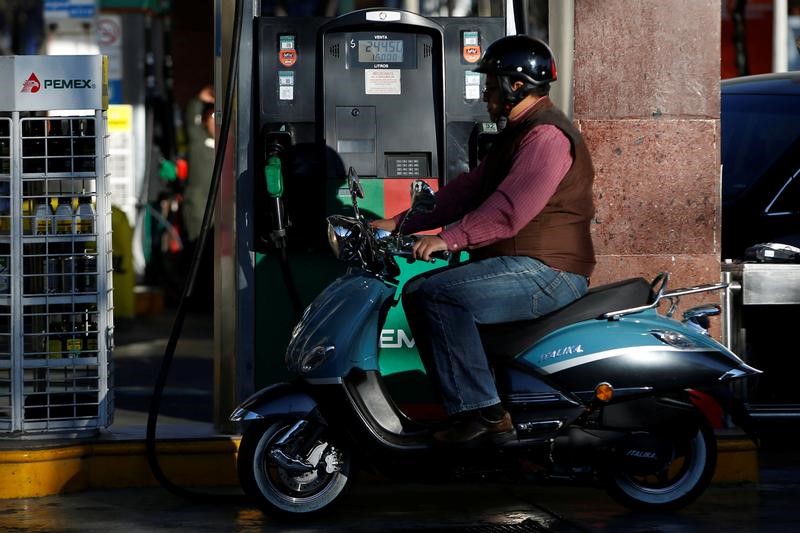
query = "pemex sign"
(1, 55, 107, 112)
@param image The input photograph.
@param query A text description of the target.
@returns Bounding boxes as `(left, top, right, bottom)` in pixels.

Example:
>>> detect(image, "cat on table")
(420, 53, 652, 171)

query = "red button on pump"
(463, 46, 481, 63)
(279, 49, 297, 67)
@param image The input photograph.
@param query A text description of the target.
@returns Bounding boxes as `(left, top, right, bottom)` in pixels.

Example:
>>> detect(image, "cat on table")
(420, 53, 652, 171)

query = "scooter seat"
(479, 277, 653, 359)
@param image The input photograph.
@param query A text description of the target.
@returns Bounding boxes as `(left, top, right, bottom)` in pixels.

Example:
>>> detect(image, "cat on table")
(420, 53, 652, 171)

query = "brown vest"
(471, 98, 596, 278)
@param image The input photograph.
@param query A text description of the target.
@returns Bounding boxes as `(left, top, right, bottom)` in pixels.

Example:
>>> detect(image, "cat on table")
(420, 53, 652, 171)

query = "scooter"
(230, 169, 760, 516)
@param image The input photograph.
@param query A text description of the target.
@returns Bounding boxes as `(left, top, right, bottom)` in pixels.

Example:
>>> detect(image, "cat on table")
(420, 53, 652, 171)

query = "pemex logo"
(21, 73, 41, 93)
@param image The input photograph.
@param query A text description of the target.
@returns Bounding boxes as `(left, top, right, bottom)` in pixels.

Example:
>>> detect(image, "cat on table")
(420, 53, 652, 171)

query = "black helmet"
(474, 35, 557, 110)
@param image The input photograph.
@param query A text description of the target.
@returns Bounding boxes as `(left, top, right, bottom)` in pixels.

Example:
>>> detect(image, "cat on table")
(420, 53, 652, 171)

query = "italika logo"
(21, 73, 41, 93)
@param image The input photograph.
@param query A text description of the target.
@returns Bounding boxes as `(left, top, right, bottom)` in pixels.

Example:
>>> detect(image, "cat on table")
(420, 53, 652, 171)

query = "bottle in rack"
(76, 245, 97, 293)
(22, 198, 33, 234)
(75, 196, 95, 234)
(47, 314, 64, 359)
(50, 196, 77, 294)
(63, 315, 82, 359)
(61, 253, 74, 294)
(34, 199, 52, 235)
(46, 252, 61, 294)
(53, 197, 74, 234)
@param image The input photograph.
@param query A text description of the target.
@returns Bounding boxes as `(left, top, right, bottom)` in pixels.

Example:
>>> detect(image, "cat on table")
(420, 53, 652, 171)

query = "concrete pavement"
(0, 450, 798, 532)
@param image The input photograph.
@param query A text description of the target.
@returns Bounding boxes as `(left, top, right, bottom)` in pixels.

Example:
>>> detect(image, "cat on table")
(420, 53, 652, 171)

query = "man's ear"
(511, 80, 526, 92)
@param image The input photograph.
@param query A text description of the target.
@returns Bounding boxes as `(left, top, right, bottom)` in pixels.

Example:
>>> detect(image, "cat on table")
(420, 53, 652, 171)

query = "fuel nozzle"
(265, 153, 287, 247)
(263, 129, 293, 248)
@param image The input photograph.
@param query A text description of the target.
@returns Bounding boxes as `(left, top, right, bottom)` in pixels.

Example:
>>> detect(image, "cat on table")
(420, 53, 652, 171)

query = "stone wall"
(573, 0, 721, 305)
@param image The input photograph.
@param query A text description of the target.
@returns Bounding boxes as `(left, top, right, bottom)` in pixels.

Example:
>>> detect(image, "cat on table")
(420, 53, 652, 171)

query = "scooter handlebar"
(423, 245, 452, 262)
(379, 232, 451, 263)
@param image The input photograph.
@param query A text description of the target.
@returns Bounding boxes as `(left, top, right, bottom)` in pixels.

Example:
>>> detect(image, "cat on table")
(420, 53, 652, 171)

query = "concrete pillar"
(573, 1, 721, 298)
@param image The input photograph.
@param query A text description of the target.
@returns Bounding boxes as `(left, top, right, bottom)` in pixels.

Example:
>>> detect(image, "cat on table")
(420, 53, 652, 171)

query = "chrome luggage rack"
(602, 272, 728, 320)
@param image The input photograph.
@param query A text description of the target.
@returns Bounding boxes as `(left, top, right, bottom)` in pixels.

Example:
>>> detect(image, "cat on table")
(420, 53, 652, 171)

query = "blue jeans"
(403, 256, 588, 416)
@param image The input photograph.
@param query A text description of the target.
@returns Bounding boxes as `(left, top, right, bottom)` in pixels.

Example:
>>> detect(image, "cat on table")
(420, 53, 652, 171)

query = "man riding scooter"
(372, 35, 596, 446)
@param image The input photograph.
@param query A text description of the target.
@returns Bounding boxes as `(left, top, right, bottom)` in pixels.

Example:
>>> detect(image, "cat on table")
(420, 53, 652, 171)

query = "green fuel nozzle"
(265, 155, 284, 198)
(263, 129, 293, 249)
(264, 154, 288, 248)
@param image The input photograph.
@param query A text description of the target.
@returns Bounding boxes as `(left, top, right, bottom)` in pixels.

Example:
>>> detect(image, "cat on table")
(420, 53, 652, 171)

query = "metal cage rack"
(0, 55, 113, 436)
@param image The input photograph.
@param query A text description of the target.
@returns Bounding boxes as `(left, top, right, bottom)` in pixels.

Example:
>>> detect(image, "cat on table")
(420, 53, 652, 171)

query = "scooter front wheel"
(237, 418, 353, 516)
(605, 416, 717, 511)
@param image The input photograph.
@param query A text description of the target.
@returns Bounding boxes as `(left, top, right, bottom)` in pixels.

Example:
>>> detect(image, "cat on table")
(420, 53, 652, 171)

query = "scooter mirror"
(410, 180, 435, 214)
(347, 167, 365, 199)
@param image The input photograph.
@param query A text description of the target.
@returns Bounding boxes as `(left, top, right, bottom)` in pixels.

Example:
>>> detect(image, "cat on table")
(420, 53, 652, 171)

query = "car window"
(721, 93, 800, 202)
(766, 167, 800, 215)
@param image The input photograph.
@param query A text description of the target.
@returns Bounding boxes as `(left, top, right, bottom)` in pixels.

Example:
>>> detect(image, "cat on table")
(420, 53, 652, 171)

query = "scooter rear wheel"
(237, 418, 353, 516)
(605, 416, 717, 511)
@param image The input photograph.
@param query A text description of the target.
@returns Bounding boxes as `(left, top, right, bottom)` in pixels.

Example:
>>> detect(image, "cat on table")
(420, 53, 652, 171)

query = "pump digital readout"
(346, 33, 416, 69)
(358, 40, 404, 63)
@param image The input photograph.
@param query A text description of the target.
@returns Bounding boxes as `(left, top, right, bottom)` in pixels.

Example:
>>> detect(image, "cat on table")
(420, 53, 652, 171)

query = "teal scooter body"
(516, 308, 753, 394)
(286, 269, 396, 379)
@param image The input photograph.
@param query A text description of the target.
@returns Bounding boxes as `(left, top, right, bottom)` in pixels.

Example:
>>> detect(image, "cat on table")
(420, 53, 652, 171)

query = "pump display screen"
(358, 40, 404, 63)
(345, 32, 417, 69)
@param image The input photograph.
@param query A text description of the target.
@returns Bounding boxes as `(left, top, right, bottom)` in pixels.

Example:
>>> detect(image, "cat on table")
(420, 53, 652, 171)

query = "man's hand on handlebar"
(413, 235, 449, 262)
(370, 218, 397, 232)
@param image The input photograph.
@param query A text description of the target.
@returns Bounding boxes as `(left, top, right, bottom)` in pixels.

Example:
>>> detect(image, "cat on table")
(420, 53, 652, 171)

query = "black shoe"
(433, 411, 516, 446)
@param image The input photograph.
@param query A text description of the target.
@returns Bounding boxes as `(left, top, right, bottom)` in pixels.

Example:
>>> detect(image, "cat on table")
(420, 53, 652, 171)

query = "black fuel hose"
(145, 0, 244, 502)
(279, 244, 304, 319)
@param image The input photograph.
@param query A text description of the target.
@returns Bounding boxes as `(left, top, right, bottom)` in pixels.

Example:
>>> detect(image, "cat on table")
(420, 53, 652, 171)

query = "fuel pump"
(149, 0, 521, 500)
(251, 8, 505, 412)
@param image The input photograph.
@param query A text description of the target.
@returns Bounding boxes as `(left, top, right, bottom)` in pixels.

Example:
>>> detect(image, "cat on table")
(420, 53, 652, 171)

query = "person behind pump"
(372, 35, 596, 446)
(184, 85, 215, 244)
(182, 85, 216, 309)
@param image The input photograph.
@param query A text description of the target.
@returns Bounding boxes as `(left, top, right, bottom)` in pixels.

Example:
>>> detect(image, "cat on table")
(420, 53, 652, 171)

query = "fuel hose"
(145, 0, 244, 502)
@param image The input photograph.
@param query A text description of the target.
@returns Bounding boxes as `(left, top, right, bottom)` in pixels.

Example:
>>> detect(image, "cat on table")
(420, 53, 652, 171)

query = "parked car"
(721, 71, 800, 260)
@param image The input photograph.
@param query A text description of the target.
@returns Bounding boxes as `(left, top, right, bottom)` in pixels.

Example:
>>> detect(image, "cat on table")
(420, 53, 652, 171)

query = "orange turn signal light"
(595, 382, 614, 402)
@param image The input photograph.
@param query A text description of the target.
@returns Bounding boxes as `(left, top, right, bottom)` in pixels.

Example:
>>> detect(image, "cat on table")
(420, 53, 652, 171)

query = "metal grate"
(18, 115, 105, 433)
(0, 118, 11, 431)
(22, 362, 101, 429)
(0, 367, 10, 431)
(1, 111, 112, 435)
(0, 118, 10, 176)
(0, 304, 10, 362)
(2, 56, 111, 436)
(20, 117, 96, 176)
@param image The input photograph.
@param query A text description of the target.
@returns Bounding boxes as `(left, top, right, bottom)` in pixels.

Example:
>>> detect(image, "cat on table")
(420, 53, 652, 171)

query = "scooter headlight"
(327, 222, 344, 258)
(326, 215, 359, 260)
